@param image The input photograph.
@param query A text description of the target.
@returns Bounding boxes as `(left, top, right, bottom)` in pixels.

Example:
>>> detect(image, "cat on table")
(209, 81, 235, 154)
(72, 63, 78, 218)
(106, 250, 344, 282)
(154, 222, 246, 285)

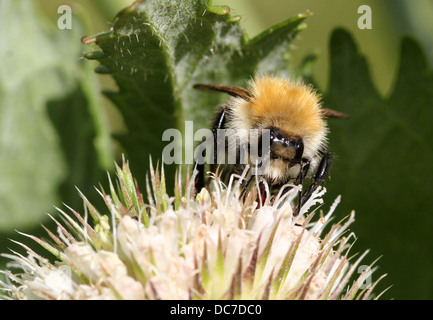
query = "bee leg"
(195, 107, 227, 194)
(239, 174, 255, 200)
(195, 162, 205, 192)
(294, 151, 332, 216)
(211, 107, 227, 173)
(293, 160, 310, 216)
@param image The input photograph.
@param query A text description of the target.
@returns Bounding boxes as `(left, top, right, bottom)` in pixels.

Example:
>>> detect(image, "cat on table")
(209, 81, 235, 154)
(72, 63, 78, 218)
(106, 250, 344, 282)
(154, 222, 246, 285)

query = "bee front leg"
(239, 174, 254, 200)
(293, 152, 332, 216)
(195, 107, 227, 193)
(293, 159, 310, 216)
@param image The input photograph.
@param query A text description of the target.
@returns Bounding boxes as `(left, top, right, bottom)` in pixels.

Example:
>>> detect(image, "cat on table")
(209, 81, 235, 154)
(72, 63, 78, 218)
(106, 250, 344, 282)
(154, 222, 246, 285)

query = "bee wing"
(193, 83, 252, 101)
(321, 108, 349, 119)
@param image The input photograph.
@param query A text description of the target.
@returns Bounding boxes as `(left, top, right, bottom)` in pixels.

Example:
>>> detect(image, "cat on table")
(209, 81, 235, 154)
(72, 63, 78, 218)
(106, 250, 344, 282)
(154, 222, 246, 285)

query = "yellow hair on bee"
(249, 76, 324, 134)
(229, 75, 327, 164)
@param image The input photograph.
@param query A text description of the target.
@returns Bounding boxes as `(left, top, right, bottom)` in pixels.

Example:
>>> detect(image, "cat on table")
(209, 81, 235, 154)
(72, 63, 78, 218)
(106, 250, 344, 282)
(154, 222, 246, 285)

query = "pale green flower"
(0, 159, 387, 300)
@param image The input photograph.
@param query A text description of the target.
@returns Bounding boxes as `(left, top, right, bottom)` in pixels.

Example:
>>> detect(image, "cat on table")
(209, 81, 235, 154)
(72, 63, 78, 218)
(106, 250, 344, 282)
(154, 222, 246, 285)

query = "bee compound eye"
(291, 139, 301, 149)
(269, 130, 276, 141)
(269, 127, 284, 144)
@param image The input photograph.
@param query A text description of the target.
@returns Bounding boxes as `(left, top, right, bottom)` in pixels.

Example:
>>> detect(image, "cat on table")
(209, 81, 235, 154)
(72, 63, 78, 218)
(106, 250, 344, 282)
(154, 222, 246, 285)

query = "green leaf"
(324, 28, 433, 299)
(83, 0, 308, 189)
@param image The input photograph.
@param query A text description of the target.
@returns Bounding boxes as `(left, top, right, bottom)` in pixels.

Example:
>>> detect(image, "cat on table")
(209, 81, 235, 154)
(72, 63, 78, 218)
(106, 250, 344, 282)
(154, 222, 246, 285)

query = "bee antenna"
(321, 108, 349, 119)
(193, 83, 252, 101)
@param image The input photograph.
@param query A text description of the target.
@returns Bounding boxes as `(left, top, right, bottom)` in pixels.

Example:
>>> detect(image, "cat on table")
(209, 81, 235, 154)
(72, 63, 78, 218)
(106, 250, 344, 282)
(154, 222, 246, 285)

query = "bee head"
(268, 127, 304, 165)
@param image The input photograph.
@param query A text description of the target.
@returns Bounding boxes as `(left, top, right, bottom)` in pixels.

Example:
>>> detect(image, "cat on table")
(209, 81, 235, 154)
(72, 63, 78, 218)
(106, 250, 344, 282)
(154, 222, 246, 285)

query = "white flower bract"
(0, 160, 385, 300)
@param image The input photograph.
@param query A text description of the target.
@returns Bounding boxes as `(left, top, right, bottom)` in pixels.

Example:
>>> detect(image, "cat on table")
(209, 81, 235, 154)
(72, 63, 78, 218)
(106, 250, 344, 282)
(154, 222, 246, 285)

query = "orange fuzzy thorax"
(247, 76, 325, 138)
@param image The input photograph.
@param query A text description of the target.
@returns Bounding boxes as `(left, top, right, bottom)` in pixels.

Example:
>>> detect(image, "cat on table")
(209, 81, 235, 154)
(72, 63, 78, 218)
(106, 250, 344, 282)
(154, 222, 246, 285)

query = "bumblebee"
(194, 75, 347, 215)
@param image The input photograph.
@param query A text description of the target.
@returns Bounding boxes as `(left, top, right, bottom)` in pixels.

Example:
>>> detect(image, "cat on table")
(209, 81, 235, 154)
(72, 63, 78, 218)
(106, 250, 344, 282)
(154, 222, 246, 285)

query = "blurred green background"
(1, 0, 432, 299)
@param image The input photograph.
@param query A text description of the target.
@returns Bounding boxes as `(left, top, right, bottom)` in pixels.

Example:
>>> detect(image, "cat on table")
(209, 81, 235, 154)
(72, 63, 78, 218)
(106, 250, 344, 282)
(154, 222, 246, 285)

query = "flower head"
(0, 159, 386, 300)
